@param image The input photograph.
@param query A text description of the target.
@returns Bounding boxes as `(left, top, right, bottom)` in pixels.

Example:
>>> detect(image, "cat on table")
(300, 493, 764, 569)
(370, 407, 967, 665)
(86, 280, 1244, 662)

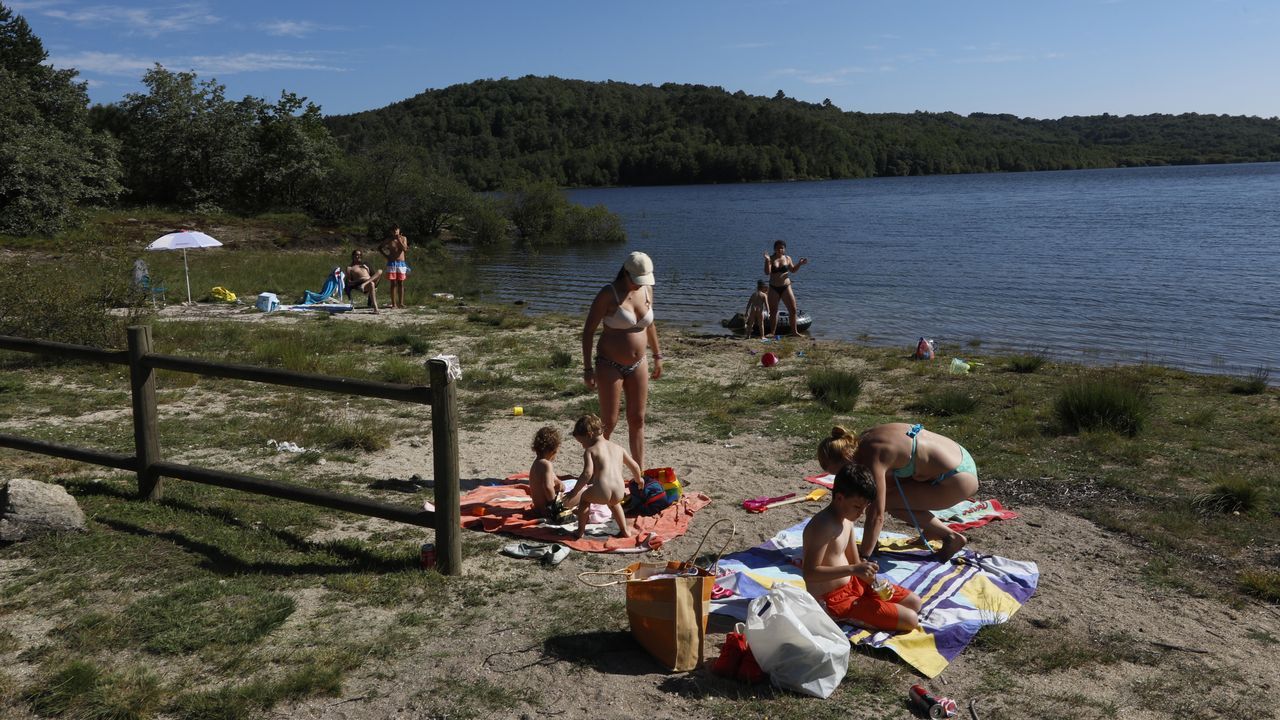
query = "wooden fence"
(0, 325, 462, 575)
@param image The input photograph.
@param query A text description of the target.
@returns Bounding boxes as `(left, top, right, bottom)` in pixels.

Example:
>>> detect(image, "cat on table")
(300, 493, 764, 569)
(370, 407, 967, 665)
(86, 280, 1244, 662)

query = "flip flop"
(500, 542, 551, 559)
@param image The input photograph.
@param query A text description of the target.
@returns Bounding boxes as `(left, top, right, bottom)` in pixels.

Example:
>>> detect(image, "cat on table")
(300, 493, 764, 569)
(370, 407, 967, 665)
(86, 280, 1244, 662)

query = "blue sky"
(13, 0, 1280, 119)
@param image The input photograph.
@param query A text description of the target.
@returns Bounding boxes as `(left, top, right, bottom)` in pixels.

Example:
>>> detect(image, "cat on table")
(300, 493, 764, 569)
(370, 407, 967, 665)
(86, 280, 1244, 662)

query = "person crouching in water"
(563, 414, 640, 539)
(802, 463, 922, 633)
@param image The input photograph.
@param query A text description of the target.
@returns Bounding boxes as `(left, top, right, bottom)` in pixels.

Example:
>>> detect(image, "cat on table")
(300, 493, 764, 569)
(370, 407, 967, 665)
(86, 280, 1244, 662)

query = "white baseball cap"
(624, 251, 655, 286)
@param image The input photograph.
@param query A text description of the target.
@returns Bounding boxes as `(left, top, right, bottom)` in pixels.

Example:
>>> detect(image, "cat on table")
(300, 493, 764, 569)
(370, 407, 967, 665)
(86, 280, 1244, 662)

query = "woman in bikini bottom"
(580, 251, 664, 469)
(596, 354, 643, 377)
(817, 422, 979, 561)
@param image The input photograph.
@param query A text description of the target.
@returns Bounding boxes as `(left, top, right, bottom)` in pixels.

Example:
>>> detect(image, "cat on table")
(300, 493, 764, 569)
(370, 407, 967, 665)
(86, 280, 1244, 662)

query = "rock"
(0, 479, 87, 542)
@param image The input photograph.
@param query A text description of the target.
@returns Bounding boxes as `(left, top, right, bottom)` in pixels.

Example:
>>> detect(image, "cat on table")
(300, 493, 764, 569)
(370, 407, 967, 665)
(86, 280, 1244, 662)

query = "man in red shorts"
(802, 463, 922, 632)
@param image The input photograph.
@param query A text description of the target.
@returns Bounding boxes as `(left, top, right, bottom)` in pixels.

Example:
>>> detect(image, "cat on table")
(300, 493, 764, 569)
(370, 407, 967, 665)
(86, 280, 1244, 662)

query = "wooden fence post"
(428, 358, 461, 575)
(127, 325, 162, 500)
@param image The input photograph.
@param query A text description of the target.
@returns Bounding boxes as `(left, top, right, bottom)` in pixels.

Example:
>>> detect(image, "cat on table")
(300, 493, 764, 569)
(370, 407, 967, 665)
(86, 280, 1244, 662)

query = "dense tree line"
(0, 3, 621, 246)
(5, 0, 1279, 240)
(325, 76, 1280, 189)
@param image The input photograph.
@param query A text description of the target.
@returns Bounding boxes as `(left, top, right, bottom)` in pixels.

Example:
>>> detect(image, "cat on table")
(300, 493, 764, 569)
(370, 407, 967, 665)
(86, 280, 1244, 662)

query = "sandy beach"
(2, 301, 1278, 719)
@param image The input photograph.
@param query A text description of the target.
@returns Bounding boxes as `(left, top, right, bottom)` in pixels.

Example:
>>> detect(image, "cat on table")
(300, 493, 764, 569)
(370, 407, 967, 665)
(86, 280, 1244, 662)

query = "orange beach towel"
(459, 477, 711, 553)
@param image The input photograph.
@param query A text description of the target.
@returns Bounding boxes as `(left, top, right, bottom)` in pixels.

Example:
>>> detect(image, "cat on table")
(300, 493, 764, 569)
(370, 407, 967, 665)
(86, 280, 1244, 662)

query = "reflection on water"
(472, 163, 1280, 378)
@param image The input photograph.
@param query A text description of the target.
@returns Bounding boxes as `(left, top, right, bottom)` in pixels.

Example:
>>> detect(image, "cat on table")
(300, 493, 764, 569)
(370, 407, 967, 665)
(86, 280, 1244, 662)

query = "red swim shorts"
(821, 577, 911, 631)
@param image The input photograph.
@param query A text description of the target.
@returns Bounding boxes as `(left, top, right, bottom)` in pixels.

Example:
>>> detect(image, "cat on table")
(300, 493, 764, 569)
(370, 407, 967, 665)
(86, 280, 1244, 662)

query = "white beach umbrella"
(146, 230, 223, 304)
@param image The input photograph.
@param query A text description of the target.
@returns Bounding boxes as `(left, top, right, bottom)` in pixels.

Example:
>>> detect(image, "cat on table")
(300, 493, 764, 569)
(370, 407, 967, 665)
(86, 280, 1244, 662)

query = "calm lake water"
(472, 163, 1280, 378)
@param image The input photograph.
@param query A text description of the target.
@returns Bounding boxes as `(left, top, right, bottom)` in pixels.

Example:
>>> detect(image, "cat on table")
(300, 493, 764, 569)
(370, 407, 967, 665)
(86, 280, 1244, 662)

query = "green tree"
(0, 2, 121, 235)
(116, 65, 256, 210)
(246, 92, 339, 210)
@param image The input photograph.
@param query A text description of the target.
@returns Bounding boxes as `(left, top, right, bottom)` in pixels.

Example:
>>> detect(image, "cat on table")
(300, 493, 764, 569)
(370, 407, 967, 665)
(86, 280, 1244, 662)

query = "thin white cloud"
(49, 50, 347, 76)
(260, 19, 320, 38)
(8, 0, 69, 11)
(954, 54, 1027, 64)
(770, 65, 879, 86)
(49, 51, 154, 76)
(31, 2, 220, 36)
(186, 52, 346, 74)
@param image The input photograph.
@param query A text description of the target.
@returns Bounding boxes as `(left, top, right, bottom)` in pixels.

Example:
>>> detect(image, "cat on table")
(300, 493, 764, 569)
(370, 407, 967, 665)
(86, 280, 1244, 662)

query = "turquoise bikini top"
(892, 423, 924, 479)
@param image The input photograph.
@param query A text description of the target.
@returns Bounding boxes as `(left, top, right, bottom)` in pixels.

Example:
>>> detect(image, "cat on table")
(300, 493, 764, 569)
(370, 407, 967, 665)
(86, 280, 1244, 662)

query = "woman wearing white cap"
(582, 251, 663, 469)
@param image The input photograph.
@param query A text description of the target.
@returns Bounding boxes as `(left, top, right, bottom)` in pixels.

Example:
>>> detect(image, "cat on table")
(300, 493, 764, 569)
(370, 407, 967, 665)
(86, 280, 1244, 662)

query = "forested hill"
(323, 76, 1280, 190)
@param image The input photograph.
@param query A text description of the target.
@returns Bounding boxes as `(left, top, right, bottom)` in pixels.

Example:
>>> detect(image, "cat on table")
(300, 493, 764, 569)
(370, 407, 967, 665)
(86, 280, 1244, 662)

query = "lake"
(471, 162, 1280, 378)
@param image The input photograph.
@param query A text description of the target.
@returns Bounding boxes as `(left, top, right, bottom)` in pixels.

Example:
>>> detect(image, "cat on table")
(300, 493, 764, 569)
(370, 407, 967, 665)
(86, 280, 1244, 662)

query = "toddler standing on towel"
(802, 463, 923, 632)
(528, 427, 565, 519)
(564, 414, 640, 539)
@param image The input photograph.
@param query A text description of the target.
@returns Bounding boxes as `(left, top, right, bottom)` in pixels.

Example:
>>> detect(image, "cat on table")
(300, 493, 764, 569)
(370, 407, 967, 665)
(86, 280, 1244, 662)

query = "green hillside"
(325, 76, 1280, 189)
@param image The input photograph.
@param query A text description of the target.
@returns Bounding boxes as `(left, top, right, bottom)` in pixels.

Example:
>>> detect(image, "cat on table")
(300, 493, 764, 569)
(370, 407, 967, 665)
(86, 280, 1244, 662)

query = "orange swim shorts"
(821, 576, 911, 631)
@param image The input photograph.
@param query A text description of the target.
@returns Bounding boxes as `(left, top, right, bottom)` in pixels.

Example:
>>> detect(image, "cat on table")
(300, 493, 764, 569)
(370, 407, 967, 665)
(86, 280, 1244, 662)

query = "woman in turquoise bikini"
(581, 252, 664, 470)
(818, 424, 979, 561)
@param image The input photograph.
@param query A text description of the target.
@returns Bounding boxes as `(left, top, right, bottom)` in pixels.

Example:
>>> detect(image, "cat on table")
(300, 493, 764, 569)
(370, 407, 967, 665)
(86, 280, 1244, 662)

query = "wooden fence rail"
(0, 325, 462, 575)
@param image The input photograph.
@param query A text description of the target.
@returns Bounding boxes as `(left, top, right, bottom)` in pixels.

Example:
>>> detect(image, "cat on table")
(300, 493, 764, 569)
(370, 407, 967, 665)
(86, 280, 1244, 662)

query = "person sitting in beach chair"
(131, 259, 166, 307)
(345, 250, 382, 312)
(300, 267, 346, 305)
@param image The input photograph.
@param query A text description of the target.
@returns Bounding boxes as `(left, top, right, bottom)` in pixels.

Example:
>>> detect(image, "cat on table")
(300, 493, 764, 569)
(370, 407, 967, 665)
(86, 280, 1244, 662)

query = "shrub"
(1054, 376, 1150, 436)
(0, 257, 148, 351)
(549, 349, 574, 369)
(1239, 569, 1280, 603)
(1193, 477, 1262, 514)
(1230, 366, 1271, 395)
(915, 389, 978, 416)
(807, 369, 861, 412)
(1008, 354, 1045, 374)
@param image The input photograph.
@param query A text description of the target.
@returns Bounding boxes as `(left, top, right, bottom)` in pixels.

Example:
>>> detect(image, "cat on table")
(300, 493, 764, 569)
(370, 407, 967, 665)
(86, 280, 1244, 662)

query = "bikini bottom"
(596, 354, 643, 378)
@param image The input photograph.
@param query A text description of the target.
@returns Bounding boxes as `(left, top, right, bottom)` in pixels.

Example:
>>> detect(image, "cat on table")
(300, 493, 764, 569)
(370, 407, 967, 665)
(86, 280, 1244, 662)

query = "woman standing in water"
(764, 240, 808, 336)
(581, 251, 663, 470)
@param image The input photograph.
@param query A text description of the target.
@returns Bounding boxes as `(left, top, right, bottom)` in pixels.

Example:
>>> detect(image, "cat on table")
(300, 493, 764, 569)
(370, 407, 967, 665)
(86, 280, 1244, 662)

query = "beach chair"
(132, 259, 166, 307)
(299, 267, 345, 305)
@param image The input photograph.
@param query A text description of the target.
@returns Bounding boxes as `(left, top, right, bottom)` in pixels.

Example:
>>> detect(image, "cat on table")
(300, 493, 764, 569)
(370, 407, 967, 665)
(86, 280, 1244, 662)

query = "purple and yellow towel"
(708, 518, 1039, 678)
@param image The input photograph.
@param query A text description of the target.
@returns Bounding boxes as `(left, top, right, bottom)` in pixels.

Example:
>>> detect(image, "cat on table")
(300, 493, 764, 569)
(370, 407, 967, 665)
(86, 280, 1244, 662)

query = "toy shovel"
(743, 492, 795, 513)
(763, 488, 829, 509)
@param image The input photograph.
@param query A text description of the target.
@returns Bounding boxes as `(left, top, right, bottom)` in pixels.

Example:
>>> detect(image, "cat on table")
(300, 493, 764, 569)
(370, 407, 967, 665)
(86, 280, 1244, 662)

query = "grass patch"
(1193, 476, 1262, 514)
(126, 579, 295, 655)
(1008, 353, 1046, 373)
(806, 369, 861, 412)
(549, 349, 574, 369)
(1230, 366, 1271, 395)
(1054, 374, 1151, 436)
(310, 417, 394, 452)
(23, 660, 163, 720)
(172, 649, 354, 720)
(1238, 569, 1280, 602)
(381, 331, 432, 355)
(913, 388, 978, 416)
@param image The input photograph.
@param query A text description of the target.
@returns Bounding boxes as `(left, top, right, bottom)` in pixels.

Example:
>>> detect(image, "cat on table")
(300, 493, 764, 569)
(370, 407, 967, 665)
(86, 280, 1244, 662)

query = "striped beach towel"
(708, 518, 1039, 677)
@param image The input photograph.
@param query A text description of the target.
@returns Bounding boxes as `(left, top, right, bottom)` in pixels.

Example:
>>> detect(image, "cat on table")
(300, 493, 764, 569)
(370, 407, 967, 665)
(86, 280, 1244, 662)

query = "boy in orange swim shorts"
(802, 463, 923, 632)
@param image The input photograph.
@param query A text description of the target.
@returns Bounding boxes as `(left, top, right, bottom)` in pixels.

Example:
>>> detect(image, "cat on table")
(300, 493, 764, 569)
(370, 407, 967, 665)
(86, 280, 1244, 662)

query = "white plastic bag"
(744, 583, 850, 698)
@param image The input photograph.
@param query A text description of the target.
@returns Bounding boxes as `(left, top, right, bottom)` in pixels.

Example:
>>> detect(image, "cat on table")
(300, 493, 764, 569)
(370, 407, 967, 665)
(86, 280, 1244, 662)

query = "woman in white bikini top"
(581, 251, 663, 470)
